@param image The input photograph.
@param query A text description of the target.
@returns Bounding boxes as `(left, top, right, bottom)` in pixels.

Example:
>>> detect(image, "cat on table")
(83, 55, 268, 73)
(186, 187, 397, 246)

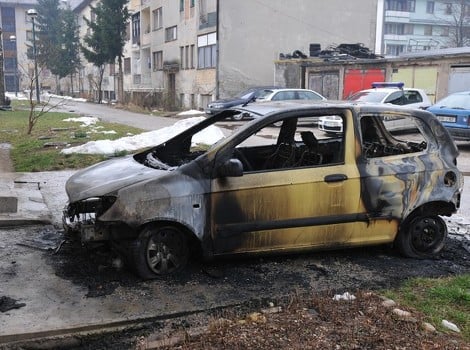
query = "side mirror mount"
(217, 159, 244, 177)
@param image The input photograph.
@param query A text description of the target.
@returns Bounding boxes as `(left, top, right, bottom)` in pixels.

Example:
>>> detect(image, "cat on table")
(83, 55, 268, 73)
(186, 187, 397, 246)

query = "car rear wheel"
(395, 215, 447, 259)
(130, 224, 189, 279)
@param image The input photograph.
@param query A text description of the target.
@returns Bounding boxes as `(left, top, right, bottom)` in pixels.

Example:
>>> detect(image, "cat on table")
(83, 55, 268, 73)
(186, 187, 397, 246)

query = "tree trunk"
(118, 55, 124, 104)
(97, 65, 105, 103)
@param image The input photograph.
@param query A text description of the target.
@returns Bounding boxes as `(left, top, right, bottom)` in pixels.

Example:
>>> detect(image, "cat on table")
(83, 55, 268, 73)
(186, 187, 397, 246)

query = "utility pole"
(27, 9, 41, 103)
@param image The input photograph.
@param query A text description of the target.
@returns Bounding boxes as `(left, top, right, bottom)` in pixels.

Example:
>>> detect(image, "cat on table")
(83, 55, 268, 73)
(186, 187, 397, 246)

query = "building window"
(440, 26, 449, 36)
(153, 51, 163, 71)
(124, 58, 131, 74)
(185, 45, 190, 69)
(384, 23, 405, 35)
(180, 46, 184, 69)
(26, 30, 34, 41)
(180, 0, 184, 12)
(424, 25, 432, 35)
(153, 7, 162, 30)
(4, 57, 16, 70)
(445, 3, 452, 14)
(180, 46, 191, 69)
(386, 44, 405, 56)
(109, 64, 115, 75)
(426, 1, 434, 13)
(190, 44, 195, 68)
(385, 0, 415, 12)
(1, 7, 15, 32)
(404, 23, 414, 34)
(165, 26, 177, 42)
(190, 0, 195, 7)
(133, 75, 141, 84)
(197, 32, 216, 69)
(132, 13, 141, 45)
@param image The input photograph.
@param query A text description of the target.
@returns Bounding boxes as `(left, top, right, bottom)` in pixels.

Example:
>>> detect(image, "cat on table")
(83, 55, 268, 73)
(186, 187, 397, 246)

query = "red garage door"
(343, 69, 385, 98)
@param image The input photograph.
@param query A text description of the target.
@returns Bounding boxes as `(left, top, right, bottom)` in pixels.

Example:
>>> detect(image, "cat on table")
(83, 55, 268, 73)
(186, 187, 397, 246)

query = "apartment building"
(0, 0, 57, 95)
(376, 0, 470, 56)
(3, 0, 468, 107)
(4, 0, 379, 107)
(117, 0, 379, 110)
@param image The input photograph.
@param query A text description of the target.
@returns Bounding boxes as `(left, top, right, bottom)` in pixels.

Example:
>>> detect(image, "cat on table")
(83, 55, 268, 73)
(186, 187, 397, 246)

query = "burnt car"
(63, 101, 463, 279)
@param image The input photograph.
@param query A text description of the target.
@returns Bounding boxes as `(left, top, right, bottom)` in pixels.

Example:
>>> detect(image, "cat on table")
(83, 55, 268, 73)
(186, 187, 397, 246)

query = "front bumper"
(63, 197, 117, 242)
(445, 126, 470, 141)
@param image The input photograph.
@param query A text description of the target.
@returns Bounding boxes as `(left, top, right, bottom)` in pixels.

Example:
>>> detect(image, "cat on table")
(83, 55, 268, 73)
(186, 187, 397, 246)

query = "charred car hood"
(65, 156, 167, 203)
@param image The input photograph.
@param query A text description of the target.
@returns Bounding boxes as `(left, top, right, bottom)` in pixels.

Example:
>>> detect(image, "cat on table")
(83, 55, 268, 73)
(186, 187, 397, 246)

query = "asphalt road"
(50, 97, 177, 131)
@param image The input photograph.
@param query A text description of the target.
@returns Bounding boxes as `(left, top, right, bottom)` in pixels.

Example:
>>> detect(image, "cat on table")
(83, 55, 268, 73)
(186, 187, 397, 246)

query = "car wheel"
(231, 113, 244, 121)
(131, 224, 189, 279)
(395, 215, 447, 259)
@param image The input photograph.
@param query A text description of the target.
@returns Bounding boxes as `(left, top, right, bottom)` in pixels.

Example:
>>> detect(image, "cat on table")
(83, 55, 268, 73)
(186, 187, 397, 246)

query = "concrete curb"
(0, 175, 52, 226)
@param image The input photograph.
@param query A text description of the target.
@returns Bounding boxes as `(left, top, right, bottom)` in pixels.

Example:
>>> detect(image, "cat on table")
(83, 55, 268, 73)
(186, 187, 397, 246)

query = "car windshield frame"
(236, 89, 257, 99)
(348, 91, 390, 103)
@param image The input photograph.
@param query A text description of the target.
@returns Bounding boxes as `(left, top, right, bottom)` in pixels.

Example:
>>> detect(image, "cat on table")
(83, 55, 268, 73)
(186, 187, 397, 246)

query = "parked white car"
(319, 83, 432, 134)
(348, 83, 431, 109)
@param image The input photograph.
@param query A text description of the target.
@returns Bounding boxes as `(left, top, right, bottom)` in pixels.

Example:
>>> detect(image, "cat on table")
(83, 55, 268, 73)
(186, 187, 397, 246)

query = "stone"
(442, 319, 461, 333)
(392, 308, 412, 318)
(381, 299, 396, 308)
(422, 322, 436, 332)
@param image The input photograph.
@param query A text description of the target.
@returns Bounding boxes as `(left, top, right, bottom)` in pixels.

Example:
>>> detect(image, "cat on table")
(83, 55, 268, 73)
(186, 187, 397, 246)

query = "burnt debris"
(280, 43, 381, 61)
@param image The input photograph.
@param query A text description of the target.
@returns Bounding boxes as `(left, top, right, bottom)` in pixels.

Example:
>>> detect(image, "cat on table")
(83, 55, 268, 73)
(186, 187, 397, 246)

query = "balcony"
(384, 34, 409, 42)
(384, 10, 411, 24)
(385, 10, 410, 18)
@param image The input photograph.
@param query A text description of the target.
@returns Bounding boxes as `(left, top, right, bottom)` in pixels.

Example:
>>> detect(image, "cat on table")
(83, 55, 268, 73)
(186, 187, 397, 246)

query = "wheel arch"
(402, 200, 456, 228)
(138, 219, 203, 257)
(394, 201, 451, 258)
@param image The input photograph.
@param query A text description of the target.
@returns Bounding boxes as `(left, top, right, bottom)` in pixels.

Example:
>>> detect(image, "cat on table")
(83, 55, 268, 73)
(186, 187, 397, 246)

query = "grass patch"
(384, 274, 470, 341)
(0, 109, 143, 172)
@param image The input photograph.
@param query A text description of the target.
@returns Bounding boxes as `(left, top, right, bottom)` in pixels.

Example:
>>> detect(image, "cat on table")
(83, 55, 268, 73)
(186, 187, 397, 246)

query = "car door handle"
(324, 174, 348, 183)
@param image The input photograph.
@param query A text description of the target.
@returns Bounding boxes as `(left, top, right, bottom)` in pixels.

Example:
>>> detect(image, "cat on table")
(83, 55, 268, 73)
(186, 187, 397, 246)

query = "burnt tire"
(130, 224, 189, 279)
(395, 215, 447, 259)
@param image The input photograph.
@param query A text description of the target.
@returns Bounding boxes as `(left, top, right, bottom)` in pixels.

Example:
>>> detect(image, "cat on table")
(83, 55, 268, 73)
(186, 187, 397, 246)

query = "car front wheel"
(130, 224, 189, 279)
(395, 215, 447, 259)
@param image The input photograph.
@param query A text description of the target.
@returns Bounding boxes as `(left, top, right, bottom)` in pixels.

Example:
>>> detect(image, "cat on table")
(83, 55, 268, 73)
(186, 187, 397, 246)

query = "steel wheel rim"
(410, 217, 445, 253)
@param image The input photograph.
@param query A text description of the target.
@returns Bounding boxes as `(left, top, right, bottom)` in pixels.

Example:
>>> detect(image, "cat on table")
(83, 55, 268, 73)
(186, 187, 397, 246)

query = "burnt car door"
(356, 112, 433, 231)
(209, 110, 364, 255)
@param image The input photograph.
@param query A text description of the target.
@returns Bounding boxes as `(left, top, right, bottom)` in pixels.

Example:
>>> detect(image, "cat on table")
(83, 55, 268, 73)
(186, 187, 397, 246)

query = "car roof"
(263, 88, 318, 92)
(358, 87, 422, 93)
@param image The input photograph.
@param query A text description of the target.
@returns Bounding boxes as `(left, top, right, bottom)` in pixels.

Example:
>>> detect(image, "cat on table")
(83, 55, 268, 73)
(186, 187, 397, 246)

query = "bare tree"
(19, 62, 68, 134)
(439, 0, 470, 47)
